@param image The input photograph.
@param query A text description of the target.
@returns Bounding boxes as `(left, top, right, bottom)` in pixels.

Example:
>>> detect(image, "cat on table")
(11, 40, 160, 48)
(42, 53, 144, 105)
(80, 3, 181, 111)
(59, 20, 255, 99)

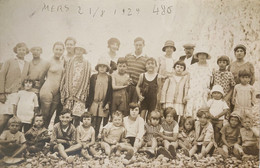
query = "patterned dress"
(212, 70, 236, 96)
(185, 63, 212, 118)
(60, 56, 91, 117)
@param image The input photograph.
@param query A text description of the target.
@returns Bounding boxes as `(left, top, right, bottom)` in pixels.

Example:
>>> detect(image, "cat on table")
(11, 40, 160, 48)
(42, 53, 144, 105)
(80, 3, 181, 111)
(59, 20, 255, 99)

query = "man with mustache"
(179, 44, 198, 71)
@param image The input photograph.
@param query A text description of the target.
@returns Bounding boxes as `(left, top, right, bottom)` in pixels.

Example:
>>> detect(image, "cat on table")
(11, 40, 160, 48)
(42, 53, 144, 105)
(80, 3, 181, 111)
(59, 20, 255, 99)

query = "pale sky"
(0, 0, 259, 69)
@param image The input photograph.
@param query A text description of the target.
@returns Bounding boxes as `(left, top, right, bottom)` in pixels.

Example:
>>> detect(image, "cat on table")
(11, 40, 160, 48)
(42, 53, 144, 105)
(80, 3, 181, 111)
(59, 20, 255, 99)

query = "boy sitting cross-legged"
(50, 109, 79, 163)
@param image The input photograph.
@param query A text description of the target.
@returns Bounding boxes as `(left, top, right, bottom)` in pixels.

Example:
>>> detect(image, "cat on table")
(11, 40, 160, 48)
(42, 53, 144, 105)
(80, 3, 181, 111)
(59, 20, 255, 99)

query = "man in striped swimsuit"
(125, 37, 148, 103)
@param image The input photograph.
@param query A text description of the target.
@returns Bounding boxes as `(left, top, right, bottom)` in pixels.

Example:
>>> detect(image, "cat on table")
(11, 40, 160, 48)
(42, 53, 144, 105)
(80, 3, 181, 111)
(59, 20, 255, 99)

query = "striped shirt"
(125, 53, 148, 85)
(160, 121, 179, 137)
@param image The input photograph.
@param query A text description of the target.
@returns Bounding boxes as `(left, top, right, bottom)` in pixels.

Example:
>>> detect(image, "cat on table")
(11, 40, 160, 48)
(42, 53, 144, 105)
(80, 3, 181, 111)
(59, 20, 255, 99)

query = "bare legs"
(40, 91, 60, 129)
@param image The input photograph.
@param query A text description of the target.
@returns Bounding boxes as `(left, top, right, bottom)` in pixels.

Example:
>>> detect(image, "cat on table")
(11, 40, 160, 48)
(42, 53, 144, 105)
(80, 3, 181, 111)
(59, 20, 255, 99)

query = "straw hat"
(194, 51, 211, 59)
(162, 40, 176, 52)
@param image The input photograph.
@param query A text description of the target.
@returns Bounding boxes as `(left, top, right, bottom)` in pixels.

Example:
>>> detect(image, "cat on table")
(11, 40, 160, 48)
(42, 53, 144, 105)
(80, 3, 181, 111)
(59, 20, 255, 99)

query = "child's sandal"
(144, 147, 155, 157)
(156, 147, 173, 160)
(168, 145, 176, 159)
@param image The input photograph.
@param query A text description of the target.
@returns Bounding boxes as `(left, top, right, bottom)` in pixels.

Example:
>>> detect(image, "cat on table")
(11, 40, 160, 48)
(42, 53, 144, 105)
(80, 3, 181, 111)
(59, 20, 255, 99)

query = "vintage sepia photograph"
(0, 0, 259, 167)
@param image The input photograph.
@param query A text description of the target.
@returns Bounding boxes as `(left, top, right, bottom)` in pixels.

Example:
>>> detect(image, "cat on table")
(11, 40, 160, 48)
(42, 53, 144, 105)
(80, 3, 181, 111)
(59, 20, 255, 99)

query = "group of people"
(0, 36, 258, 165)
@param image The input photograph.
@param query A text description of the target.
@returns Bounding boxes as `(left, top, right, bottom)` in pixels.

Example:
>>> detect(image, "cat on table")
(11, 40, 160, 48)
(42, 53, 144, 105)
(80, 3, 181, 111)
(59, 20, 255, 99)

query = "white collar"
(132, 52, 145, 58)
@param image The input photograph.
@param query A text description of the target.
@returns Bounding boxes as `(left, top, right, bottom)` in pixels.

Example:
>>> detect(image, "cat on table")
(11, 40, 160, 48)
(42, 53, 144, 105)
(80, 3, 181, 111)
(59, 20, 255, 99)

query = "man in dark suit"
(179, 44, 198, 67)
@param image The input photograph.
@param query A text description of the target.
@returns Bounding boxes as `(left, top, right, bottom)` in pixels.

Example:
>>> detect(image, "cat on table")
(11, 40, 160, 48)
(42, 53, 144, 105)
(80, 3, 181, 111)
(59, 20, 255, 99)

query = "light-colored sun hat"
(211, 85, 224, 96)
(95, 58, 110, 72)
(162, 40, 176, 52)
(194, 50, 211, 59)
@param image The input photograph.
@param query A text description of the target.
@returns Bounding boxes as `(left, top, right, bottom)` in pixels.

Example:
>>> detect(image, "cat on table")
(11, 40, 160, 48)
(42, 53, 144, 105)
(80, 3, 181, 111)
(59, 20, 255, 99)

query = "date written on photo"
(41, 3, 174, 17)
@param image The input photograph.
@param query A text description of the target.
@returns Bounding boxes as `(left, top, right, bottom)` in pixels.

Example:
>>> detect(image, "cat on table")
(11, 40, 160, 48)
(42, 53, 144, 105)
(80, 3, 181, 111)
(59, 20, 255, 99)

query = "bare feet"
(217, 148, 228, 159)
(125, 148, 134, 160)
(81, 150, 92, 160)
(66, 156, 75, 164)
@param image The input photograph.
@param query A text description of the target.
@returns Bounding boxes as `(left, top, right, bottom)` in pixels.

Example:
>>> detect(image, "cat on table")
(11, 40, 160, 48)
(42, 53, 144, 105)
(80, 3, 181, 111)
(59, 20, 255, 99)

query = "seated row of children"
(0, 101, 259, 164)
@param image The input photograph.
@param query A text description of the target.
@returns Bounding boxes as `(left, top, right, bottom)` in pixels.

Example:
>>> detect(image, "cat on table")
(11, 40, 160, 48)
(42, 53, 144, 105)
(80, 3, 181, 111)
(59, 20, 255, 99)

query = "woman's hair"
(134, 37, 145, 45)
(53, 41, 65, 50)
(60, 108, 72, 116)
(64, 37, 77, 45)
(129, 102, 140, 109)
(117, 57, 127, 65)
(197, 108, 210, 119)
(146, 57, 157, 67)
(8, 116, 21, 126)
(107, 38, 120, 49)
(173, 60, 186, 70)
(112, 111, 123, 120)
(238, 70, 252, 78)
(164, 107, 176, 118)
(13, 42, 29, 54)
(183, 116, 195, 131)
(22, 78, 35, 88)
